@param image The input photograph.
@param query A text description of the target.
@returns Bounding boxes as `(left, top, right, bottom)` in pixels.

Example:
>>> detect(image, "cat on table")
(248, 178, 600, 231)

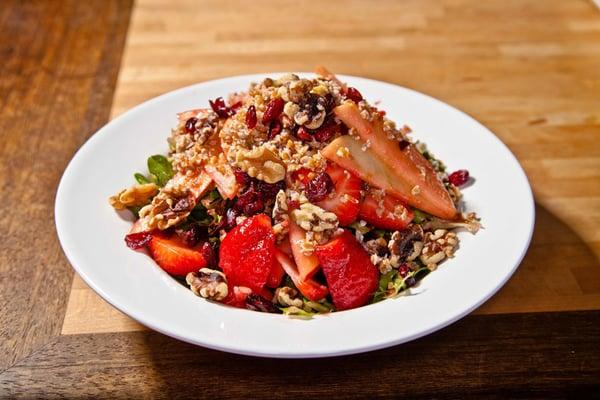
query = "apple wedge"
(322, 135, 457, 220)
(315, 65, 346, 92)
(331, 103, 457, 220)
(289, 218, 320, 280)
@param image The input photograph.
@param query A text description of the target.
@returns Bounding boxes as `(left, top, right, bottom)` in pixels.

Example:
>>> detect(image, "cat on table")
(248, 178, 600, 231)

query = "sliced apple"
(332, 103, 457, 220)
(202, 132, 239, 200)
(288, 219, 321, 280)
(275, 249, 328, 302)
(315, 65, 346, 91)
(170, 170, 214, 199)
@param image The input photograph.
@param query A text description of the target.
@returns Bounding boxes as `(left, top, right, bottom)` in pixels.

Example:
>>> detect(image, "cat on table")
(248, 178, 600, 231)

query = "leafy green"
(372, 270, 396, 303)
(280, 306, 316, 319)
(134, 173, 152, 185)
(147, 155, 174, 186)
(412, 209, 430, 224)
(188, 205, 212, 226)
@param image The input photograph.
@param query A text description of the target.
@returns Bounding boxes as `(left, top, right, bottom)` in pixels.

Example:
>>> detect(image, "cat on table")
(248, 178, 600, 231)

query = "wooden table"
(1, 0, 599, 397)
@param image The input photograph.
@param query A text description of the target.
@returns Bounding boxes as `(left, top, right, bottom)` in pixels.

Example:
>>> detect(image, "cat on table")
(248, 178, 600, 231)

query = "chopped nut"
(291, 203, 338, 233)
(389, 225, 424, 261)
(109, 183, 159, 210)
(274, 287, 303, 308)
(186, 268, 228, 301)
(234, 146, 286, 183)
(419, 229, 459, 269)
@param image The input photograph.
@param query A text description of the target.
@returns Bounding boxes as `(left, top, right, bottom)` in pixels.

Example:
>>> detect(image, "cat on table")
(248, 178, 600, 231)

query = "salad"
(109, 67, 480, 316)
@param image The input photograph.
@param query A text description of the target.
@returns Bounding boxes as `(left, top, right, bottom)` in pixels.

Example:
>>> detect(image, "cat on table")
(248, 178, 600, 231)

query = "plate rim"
(55, 73, 535, 358)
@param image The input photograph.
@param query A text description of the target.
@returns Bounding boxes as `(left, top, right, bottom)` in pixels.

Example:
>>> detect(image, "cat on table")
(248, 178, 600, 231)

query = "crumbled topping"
(419, 229, 458, 270)
(274, 287, 303, 308)
(109, 183, 159, 210)
(186, 268, 228, 301)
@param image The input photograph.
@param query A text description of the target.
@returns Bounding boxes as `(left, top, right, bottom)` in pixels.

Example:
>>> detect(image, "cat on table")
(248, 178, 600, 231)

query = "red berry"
(245, 105, 257, 129)
(184, 117, 198, 134)
(209, 97, 233, 118)
(219, 214, 277, 292)
(125, 231, 152, 250)
(296, 126, 312, 141)
(233, 167, 251, 186)
(230, 101, 243, 112)
(398, 263, 410, 278)
(306, 172, 334, 202)
(448, 169, 470, 186)
(346, 87, 363, 102)
(268, 120, 282, 139)
(313, 122, 339, 142)
(262, 98, 285, 124)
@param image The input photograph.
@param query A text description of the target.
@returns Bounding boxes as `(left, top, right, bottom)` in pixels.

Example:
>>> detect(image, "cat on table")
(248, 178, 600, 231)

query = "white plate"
(55, 73, 534, 358)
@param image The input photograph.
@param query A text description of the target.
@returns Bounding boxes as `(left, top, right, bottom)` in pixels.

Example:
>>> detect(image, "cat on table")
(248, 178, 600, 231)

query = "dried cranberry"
(268, 120, 282, 139)
(230, 101, 243, 113)
(200, 241, 217, 267)
(448, 169, 470, 187)
(399, 140, 410, 150)
(306, 172, 334, 202)
(175, 223, 204, 247)
(245, 293, 280, 313)
(258, 180, 283, 198)
(235, 187, 263, 216)
(398, 263, 410, 278)
(125, 231, 152, 250)
(262, 98, 285, 124)
(346, 87, 363, 102)
(184, 117, 198, 134)
(245, 105, 257, 129)
(314, 122, 339, 142)
(209, 97, 233, 118)
(233, 168, 251, 186)
(296, 126, 313, 141)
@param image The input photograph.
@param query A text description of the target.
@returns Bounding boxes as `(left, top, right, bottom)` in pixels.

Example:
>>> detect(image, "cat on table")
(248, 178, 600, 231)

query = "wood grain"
(5, 311, 600, 398)
(0, 0, 133, 371)
(61, 0, 600, 335)
(2, 0, 600, 397)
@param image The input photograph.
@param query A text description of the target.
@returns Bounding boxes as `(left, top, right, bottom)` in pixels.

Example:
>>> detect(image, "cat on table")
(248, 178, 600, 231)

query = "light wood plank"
(62, 0, 600, 334)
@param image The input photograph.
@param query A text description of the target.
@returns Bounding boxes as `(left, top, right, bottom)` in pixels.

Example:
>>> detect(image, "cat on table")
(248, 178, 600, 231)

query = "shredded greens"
(372, 267, 430, 303)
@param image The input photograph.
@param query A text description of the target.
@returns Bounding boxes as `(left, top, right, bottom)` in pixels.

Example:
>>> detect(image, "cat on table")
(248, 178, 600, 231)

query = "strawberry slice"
(266, 258, 285, 288)
(148, 233, 211, 277)
(275, 249, 328, 302)
(359, 190, 414, 230)
(315, 231, 379, 310)
(222, 285, 252, 308)
(219, 214, 276, 292)
(316, 163, 362, 226)
(289, 219, 321, 280)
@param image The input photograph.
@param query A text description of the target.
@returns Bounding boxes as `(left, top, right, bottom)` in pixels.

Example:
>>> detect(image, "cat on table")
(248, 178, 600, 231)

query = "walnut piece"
(186, 268, 228, 301)
(291, 203, 338, 233)
(272, 190, 290, 243)
(419, 229, 459, 270)
(234, 146, 285, 183)
(274, 287, 303, 308)
(109, 183, 159, 210)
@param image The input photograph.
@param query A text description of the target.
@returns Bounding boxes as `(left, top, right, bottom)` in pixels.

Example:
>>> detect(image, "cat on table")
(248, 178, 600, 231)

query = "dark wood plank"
(0, 0, 132, 371)
(1, 311, 598, 398)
